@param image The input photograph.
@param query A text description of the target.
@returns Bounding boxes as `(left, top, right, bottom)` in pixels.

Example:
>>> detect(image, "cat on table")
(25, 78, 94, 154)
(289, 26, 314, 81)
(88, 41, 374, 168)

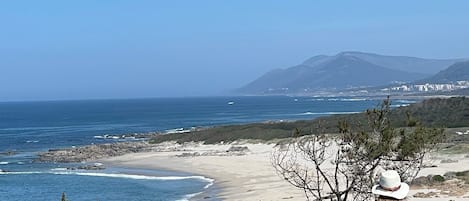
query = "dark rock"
(227, 146, 249, 152)
(37, 142, 154, 163)
(177, 152, 201, 157)
(0, 150, 17, 156)
(412, 175, 432, 186)
(441, 159, 459, 163)
(78, 163, 105, 170)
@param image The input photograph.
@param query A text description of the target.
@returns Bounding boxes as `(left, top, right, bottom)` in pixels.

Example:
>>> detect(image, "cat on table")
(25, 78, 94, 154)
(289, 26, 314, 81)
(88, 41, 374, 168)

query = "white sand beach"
(101, 142, 469, 201)
(102, 142, 305, 201)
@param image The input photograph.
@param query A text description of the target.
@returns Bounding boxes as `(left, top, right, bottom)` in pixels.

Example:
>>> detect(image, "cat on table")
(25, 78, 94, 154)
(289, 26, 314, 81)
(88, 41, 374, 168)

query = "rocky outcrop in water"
(37, 141, 199, 163)
(37, 141, 251, 162)
(37, 142, 155, 163)
(0, 150, 17, 156)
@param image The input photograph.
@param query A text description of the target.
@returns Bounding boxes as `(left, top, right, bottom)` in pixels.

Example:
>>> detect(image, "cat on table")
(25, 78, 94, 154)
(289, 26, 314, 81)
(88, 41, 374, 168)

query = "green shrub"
(456, 171, 468, 177)
(432, 175, 445, 182)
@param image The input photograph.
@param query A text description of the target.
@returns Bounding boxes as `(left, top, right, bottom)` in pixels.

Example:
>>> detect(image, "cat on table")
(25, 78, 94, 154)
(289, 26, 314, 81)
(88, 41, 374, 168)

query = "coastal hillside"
(150, 97, 469, 144)
(417, 61, 469, 84)
(326, 52, 462, 74)
(368, 61, 469, 95)
(238, 52, 460, 95)
(317, 97, 469, 129)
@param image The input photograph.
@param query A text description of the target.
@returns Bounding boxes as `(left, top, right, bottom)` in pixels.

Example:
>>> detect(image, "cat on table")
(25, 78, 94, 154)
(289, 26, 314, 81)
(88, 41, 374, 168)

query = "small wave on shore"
(176, 192, 204, 201)
(309, 98, 368, 102)
(0, 171, 42, 174)
(0, 170, 214, 189)
(0, 170, 213, 201)
(391, 104, 410, 108)
(55, 172, 213, 184)
(296, 111, 359, 116)
(394, 99, 417, 104)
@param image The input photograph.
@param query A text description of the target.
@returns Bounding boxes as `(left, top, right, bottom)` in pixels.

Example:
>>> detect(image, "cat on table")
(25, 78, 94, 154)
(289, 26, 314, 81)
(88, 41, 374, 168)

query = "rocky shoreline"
(37, 141, 158, 163)
(37, 141, 250, 163)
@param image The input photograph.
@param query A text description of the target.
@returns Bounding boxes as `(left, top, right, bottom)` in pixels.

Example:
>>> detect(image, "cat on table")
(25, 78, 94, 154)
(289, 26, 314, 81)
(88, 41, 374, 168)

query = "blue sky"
(1, 1, 469, 101)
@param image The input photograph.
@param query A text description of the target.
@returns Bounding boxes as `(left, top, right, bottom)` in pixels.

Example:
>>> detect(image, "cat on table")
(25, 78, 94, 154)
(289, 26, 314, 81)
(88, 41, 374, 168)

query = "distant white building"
(383, 81, 469, 92)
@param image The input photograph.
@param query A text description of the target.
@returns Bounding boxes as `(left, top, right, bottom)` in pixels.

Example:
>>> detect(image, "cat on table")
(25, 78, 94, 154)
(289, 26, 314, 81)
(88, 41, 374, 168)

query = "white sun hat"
(372, 170, 409, 199)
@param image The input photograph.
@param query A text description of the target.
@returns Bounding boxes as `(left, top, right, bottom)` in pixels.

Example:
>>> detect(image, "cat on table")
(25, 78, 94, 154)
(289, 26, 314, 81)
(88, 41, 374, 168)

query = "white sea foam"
(26, 140, 39, 143)
(1, 170, 213, 182)
(51, 172, 214, 186)
(50, 168, 68, 171)
(0, 168, 214, 201)
(0, 162, 9, 165)
(176, 192, 203, 201)
(164, 128, 191, 134)
(390, 104, 410, 108)
(297, 111, 359, 116)
(340, 98, 367, 101)
(0, 171, 43, 175)
(313, 98, 368, 102)
(309, 98, 325, 101)
(1, 170, 215, 189)
(60, 172, 214, 189)
(394, 100, 417, 104)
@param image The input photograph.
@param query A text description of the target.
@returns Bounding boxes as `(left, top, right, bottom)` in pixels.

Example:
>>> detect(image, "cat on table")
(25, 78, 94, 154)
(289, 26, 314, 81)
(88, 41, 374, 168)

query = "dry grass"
(438, 143, 469, 154)
(412, 179, 469, 198)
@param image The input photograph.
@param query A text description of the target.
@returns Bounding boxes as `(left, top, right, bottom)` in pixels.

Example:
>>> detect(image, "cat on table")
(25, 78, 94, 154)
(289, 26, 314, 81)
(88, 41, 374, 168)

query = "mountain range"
(417, 61, 469, 84)
(237, 51, 465, 95)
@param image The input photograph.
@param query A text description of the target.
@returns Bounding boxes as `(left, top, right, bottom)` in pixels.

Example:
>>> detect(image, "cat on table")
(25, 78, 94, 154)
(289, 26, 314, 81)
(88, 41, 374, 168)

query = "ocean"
(0, 96, 415, 201)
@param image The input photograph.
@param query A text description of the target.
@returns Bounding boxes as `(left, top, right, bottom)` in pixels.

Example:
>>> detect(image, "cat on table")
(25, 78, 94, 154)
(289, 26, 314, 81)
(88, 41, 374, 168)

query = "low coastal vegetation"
(150, 97, 469, 144)
(412, 170, 469, 198)
(272, 98, 445, 200)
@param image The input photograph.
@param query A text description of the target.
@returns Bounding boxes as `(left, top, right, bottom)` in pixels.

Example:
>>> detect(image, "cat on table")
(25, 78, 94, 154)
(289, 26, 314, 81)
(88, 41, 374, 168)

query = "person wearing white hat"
(372, 170, 409, 200)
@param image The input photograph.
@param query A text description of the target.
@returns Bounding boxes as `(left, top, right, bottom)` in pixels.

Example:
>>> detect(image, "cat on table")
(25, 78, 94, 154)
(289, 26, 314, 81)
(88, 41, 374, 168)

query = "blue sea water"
(0, 96, 415, 200)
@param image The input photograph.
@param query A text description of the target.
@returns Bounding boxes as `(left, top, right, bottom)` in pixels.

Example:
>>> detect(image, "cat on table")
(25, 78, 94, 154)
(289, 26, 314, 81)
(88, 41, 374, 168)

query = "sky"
(1, 0, 469, 101)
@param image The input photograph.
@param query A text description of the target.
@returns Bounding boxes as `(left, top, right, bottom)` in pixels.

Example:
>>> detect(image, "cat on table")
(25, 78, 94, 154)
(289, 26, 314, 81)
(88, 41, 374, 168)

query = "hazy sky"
(1, 1, 469, 101)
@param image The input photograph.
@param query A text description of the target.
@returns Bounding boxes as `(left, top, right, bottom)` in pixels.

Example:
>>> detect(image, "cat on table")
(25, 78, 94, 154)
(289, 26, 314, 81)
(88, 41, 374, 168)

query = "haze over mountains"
(417, 61, 469, 84)
(238, 51, 466, 95)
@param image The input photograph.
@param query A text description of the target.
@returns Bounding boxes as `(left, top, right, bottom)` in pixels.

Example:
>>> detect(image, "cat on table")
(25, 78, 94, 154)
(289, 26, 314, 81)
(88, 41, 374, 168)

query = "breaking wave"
(297, 111, 359, 116)
(0, 171, 214, 189)
(394, 100, 417, 104)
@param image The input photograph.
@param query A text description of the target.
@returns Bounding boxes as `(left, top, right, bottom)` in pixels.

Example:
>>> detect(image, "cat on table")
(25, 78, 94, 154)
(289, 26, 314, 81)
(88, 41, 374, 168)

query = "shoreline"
(6, 96, 469, 200)
(97, 141, 469, 201)
(109, 166, 219, 201)
(99, 142, 306, 201)
(101, 163, 220, 201)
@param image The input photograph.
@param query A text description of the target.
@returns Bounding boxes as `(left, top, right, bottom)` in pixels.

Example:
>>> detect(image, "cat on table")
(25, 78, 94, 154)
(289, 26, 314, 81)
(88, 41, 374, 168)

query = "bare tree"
(272, 98, 444, 201)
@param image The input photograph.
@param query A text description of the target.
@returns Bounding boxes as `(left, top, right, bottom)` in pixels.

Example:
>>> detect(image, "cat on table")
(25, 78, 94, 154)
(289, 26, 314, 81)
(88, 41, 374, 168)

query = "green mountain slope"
(418, 61, 469, 84)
